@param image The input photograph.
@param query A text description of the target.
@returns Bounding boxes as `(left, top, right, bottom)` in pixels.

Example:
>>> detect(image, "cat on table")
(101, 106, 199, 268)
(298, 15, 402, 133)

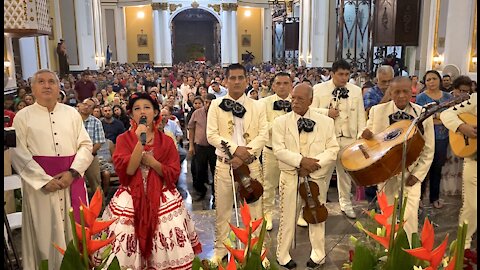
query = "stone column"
(161, 6, 173, 67)
(262, 7, 273, 63)
(443, 0, 476, 74)
(115, 7, 128, 63)
(416, 0, 437, 77)
(19, 37, 39, 80)
(221, 3, 231, 67)
(152, 3, 162, 67)
(4, 36, 17, 90)
(38, 36, 50, 69)
(298, 0, 309, 66)
(230, 4, 239, 64)
(308, 0, 330, 67)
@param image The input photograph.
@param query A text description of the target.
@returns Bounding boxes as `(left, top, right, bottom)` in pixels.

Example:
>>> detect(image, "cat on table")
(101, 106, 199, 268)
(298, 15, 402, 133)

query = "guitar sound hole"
(384, 128, 402, 141)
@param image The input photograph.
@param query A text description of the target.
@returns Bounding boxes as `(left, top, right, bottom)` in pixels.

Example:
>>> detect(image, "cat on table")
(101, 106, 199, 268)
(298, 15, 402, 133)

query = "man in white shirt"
(180, 75, 196, 103)
(208, 82, 227, 98)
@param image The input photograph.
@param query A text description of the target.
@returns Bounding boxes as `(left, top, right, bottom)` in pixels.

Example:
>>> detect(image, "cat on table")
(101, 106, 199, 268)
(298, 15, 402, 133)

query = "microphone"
(139, 116, 147, 145)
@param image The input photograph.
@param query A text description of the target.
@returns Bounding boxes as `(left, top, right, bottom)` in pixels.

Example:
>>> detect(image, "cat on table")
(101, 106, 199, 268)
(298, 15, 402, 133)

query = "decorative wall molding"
(151, 3, 168, 11)
(4, 0, 52, 37)
(221, 3, 238, 12)
(169, 3, 182, 13)
(208, 4, 221, 14)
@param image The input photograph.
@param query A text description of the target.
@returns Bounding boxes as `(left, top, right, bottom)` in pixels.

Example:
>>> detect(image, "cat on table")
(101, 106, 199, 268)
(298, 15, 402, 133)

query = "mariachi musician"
(311, 59, 366, 219)
(206, 63, 268, 264)
(272, 83, 339, 269)
(440, 93, 477, 255)
(259, 72, 293, 231)
(361, 76, 435, 241)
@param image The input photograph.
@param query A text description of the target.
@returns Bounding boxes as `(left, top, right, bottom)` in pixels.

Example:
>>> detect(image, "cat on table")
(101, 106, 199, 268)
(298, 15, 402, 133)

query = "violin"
(220, 141, 264, 204)
(298, 176, 328, 224)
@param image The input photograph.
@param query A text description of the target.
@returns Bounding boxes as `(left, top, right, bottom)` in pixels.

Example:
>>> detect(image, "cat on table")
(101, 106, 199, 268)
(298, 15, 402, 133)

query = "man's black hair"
(226, 63, 247, 78)
(331, 59, 351, 73)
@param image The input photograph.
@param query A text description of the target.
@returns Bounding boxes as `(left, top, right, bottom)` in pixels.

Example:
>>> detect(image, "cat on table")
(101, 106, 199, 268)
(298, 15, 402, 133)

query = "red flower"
(403, 218, 449, 270)
(360, 192, 401, 249)
(223, 199, 268, 268)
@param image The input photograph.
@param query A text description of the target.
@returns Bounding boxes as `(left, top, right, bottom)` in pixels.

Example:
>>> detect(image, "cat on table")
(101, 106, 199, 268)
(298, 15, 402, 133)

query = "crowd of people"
(5, 59, 477, 269)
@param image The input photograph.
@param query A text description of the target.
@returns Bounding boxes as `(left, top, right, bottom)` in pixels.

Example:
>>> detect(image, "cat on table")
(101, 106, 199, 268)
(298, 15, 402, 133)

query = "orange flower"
(75, 222, 116, 255)
(403, 219, 449, 270)
(223, 199, 268, 268)
(373, 191, 394, 227)
(218, 255, 237, 270)
(360, 192, 401, 249)
(445, 255, 457, 270)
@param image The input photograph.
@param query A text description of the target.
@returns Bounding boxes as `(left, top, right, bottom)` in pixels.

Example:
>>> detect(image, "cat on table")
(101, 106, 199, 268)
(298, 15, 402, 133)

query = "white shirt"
(232, 94, 247, 147)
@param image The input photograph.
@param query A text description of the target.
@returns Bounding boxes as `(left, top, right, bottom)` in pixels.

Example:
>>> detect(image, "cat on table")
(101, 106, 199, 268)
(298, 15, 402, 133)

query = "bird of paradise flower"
(41, 188, 120, 270)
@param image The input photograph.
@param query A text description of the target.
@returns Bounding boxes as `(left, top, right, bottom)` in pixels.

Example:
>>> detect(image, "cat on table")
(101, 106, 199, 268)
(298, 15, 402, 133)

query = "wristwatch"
(68, 168, 80, 178)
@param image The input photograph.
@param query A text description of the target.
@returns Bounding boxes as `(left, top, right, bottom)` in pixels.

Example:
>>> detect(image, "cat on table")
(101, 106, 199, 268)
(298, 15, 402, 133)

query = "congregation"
(4, 59, 477, 269)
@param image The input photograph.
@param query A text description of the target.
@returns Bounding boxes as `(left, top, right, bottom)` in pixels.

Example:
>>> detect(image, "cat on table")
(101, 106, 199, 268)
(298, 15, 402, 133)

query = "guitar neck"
(417, 95, 470, 127)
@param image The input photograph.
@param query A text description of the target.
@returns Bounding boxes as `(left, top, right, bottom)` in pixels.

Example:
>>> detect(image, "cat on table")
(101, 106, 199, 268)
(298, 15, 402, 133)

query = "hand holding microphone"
(138, 116, 147, 145)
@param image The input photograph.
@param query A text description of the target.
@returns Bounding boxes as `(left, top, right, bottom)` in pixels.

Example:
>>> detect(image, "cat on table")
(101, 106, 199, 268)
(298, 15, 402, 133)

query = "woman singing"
(97, 92, 201, 269)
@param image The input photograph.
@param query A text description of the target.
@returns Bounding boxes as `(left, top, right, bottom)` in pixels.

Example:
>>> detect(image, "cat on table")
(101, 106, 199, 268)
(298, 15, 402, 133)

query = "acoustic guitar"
(220, 141, 264, 204)
(449, 113, 477, 158)
(340, 95, 469, 187)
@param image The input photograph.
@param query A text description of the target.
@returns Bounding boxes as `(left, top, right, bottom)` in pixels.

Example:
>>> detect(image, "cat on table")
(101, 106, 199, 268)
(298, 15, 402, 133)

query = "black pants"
(421, 138, 449, 203)
(193, 144, 217, 195)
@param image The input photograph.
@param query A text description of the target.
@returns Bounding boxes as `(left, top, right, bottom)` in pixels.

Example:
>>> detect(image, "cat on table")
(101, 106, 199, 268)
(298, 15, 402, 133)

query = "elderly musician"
(361, 76, 435, 239)
(259, 72, 293, 231)
(272, 83, 339, 269)
(206, 63, 268, 263)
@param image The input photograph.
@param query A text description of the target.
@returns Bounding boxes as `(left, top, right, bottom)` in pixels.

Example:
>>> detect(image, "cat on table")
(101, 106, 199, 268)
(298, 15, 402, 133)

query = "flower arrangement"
(343, 191, 469, 270)
(40, 188, 120, 270)
(192, 199, 279, 270)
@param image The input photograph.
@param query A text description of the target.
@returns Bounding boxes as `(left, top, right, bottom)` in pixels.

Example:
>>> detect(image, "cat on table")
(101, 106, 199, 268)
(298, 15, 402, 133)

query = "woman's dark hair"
(113, 104, 126, 116)
(193, 96, 204, 104)
(127, 92, 161, 120)
(452, 75, 473, 90)
(422, 70, 442, 85)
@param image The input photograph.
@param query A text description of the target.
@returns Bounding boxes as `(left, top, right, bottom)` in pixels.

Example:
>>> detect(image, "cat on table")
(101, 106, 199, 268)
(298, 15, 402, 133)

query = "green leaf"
(247, 219, 267, 269)
(409, 232, 423, 266)
(59, 241, 85, 270)
(39, 259, 48, 270)
(192, 256, 204, 270)
(352, 242, 377, 270)
(106, 256, 121, 270)
(385, 228, 415, 270)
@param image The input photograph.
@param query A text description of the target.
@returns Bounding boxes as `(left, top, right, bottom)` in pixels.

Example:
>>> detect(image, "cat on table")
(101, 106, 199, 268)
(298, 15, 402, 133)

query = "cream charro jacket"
(272, 109, 340, 179)
(207, 93, 268, 158)
(259, 93, 292, 148)
(311, 80, 366, 139)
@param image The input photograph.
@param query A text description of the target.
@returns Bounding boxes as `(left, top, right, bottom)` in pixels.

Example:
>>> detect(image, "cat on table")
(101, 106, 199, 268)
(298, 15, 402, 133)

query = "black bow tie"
(219, 99, 247, 118)
(297, 117, 316, 133)
(273, 100, 292, 112)
(332, 87, 349, 99)
(389, 111, 414, 124)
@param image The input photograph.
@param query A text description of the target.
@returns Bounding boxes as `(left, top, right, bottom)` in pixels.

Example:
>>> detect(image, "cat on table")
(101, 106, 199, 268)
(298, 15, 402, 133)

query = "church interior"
(4, 0, 477, 269)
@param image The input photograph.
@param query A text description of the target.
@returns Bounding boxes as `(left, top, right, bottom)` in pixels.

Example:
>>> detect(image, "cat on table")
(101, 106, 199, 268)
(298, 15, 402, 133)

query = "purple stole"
(32, 155, 88, 223)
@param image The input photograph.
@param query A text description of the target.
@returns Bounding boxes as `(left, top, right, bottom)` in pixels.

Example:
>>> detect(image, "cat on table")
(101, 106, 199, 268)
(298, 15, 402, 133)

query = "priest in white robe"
(11, 69, 93, 270)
